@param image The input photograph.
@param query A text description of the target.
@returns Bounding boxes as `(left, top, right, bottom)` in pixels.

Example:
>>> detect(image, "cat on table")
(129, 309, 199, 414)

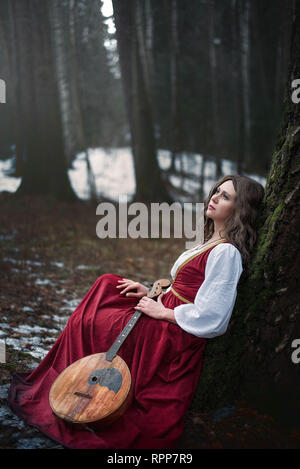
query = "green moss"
(0, 346, 35, 378)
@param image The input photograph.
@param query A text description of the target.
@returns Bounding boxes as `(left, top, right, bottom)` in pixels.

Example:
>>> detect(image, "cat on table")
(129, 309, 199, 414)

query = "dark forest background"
(0, 0, 293, 202)
(0, 1, 300, 449)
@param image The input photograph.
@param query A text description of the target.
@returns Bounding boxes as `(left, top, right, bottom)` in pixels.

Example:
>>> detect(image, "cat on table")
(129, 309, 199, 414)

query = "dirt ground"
(1, 193, 300, 449)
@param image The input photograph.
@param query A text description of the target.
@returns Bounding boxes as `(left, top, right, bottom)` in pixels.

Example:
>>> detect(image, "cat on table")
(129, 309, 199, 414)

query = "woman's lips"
(208, 204, 215, 210)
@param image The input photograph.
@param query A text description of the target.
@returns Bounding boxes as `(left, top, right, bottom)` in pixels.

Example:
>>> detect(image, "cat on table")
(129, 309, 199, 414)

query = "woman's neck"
(211, 223, 226, 240)
(203, 235, 226, 247)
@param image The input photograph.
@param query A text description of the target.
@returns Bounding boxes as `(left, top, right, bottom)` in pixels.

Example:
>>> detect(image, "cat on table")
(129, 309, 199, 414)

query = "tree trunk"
(49, 0, 78, 166)
(208, 0, 222, 179)
(0, 0, 22, 176)
(112, 0, 172, 202)
(68, 0, 97, 200)
(230, 0, 243, 174)
(14, 0, 76, 201)
(192, 1, 300, 427)
(169, 0, 180, 173)
(239, 0, 251, 167)
(67, 0, 86, 153)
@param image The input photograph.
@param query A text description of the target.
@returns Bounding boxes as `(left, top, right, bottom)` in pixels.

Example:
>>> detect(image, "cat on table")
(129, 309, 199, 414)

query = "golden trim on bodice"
(169, 239, 228, 304)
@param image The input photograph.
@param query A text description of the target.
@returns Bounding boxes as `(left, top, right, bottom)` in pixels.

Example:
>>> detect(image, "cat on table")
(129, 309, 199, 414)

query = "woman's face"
(206, 180, 237, 224)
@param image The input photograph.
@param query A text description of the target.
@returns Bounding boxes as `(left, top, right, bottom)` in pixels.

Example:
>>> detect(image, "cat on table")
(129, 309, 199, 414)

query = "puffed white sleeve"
(173, 243, 243, 338)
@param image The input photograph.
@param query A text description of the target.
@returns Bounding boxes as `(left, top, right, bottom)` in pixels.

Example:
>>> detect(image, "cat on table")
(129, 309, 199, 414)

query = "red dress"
(8, 245, 217, 449)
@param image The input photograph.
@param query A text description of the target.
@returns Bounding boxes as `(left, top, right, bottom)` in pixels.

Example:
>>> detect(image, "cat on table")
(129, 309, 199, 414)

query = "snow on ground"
(0, 226, 83, 448)
(0, 147, 266, 201)
(0, 273, 81, 446)
(0, 254, 81, 362)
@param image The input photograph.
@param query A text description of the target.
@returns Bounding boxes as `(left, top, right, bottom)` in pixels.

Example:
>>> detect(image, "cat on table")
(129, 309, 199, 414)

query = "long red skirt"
(8, 273, 206, 449)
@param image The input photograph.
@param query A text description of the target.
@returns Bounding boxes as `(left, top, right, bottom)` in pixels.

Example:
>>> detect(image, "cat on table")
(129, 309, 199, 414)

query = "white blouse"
(170, 243, 243, 338)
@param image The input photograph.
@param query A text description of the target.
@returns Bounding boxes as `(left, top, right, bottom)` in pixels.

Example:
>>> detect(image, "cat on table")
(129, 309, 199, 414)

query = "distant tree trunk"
(231, 0, 243, 173)
(1, 0, 23, 176)
(208, 0, 222, 179)
(135, 0, 153, 105)
(112, 0, 171, 202)
(144, 0, 155, 85)
(239, 0, 251, 168)
(68, 0, 97, 200)
(50, 0, 77, 165)
(67, 0, 86, 153)
(192, 1, 300, 427)
(15, 0, 76, 201)
(169, 0, 180, 173)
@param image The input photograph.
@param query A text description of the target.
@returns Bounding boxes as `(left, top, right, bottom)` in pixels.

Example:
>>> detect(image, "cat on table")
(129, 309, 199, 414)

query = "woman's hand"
(134, 294, 176, 323)
(116, 278, 149, 299)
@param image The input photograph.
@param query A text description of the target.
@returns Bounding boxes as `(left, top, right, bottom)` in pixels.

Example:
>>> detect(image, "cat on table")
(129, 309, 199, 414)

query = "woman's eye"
(215, 188, 229, 199)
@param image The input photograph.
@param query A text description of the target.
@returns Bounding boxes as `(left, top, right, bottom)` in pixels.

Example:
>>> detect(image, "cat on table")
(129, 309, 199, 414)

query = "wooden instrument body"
(49, 278, 171, 429)
(49, 353, 132, 430)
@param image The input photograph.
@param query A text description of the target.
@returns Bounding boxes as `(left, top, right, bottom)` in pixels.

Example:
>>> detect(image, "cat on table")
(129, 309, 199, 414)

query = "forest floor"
(0, 193, 300, 450)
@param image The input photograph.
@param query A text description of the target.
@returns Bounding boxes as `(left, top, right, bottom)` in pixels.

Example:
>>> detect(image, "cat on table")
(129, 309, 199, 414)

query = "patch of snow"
(51, 261, 64, 268)
(34, 278, 56, 286)
(59, 298, 80, 312)
(22, 306, 35, 313)
(2, 257, 44, 267)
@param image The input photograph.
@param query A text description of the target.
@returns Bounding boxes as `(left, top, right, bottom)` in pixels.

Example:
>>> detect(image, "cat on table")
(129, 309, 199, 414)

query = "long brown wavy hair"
(204, 174, 265, 266)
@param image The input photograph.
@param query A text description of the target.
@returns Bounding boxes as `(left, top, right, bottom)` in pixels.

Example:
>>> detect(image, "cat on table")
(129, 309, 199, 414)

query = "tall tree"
(239, 0, 251, 168)
(13, 0, 76, 201)
(169, 0, 181, 173)
(112, 0, 171, 202)
(192, 0, 300, 426)
(49, 0, 79, 166)
(67, 0, 97, 199)
(230, 0, 244, 174)
(208, 0, 222, 178)
(0, 0, 24, 175)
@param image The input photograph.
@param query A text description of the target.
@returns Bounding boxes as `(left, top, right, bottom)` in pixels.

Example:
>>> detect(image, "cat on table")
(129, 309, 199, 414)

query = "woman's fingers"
(116, 279, 148, 299)
(116, 280, 131, 288)
(117, 285, 130, 293)
(125, 291, 141, 297)
(117, 280, 143, 298)
(116, 280, 136, 293)
(116, 278, 133, 286)
(136, 297, 149, 307)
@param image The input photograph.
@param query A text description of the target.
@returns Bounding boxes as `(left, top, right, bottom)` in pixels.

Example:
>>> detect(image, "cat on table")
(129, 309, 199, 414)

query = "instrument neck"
(105, 310, 143, 362)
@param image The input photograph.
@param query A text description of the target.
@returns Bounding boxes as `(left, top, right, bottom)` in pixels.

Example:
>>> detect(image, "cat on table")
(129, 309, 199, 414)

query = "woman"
(8, 174, 264, 449)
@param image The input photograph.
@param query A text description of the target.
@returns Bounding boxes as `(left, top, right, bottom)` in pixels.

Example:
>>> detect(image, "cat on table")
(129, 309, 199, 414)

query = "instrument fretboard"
(105, 310, 143, 362)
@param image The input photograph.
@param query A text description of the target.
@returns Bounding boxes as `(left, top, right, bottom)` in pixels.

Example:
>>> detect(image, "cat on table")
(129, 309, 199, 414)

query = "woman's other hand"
(116, 278, 149, 299)
(134, 294, 176, 323)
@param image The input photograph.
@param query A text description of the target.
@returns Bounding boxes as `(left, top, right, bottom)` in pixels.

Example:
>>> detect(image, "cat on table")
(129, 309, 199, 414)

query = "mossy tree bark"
(192, 2, 300, 426)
